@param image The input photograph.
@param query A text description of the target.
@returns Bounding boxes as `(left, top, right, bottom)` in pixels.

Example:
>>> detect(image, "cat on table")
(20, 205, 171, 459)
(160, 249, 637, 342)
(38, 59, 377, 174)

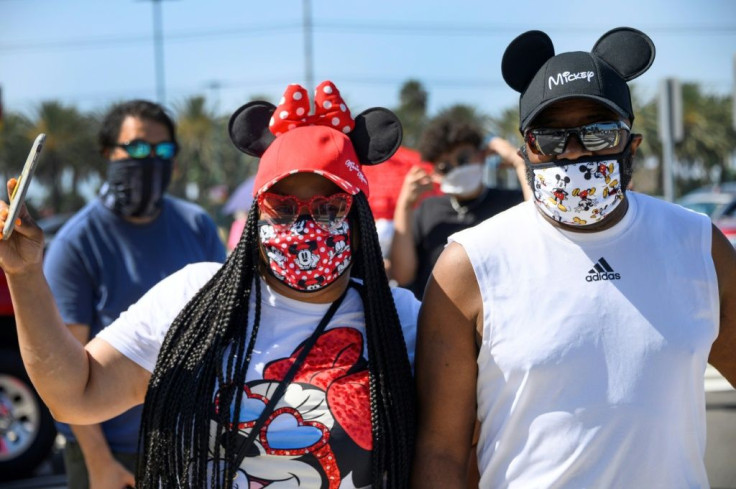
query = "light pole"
(303, 0, 314, 104)
(152, 0, 166, 105)
(658, 78, 683, 202)
(139, 0, 172, 106)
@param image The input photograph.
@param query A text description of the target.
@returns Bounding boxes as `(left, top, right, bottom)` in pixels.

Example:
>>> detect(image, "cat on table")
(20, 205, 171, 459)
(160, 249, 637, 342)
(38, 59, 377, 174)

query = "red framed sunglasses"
(257, 192, 353, 232)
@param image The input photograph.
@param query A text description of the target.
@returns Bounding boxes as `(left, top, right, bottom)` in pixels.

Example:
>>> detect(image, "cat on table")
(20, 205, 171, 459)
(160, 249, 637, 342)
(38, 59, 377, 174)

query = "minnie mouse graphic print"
(216, 326, 374, 489)
(259, 216, 353, 292)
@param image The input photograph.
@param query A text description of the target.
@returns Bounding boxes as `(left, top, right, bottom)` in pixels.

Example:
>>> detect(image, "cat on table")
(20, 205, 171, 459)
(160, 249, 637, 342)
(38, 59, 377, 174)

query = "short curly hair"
(417, 111, 484, 163)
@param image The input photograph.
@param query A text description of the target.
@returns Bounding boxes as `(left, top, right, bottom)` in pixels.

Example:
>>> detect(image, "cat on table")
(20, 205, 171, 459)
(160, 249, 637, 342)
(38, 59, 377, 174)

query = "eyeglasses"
(115, 139, 178, 160)
(257, 192, 353, 232)
(435, 149, 475, 175)
(524, 121, 630, 156)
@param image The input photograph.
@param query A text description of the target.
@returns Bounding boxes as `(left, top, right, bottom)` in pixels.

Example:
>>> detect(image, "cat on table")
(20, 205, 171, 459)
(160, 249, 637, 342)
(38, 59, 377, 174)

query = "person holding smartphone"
(0, 81, 418, 488)
(41, 100, 226, 489)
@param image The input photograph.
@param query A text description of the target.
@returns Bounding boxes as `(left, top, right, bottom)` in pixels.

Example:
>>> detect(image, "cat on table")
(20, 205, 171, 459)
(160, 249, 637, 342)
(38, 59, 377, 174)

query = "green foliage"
(393, 80, 429, 149)
(172, 95, 258, 225)
(0, 112, 33, 181)
(0, 101, 102, 214)
(0, 81, 731, 219)
(490, 106, 523, 147)
(634, 83, 736, 196)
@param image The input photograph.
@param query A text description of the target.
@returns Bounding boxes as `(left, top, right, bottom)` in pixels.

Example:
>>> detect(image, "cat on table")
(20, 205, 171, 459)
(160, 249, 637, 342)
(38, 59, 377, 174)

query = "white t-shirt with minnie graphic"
(97, 262, 419, 489)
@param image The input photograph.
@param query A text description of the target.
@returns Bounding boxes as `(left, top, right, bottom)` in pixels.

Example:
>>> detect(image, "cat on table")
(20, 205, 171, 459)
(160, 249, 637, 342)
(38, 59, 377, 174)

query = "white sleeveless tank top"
(450, 192, 718, 488)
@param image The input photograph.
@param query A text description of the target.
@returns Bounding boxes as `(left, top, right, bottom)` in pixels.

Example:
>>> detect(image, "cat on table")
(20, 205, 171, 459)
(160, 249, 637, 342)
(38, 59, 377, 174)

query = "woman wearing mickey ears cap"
(0, 81, 419, 488)
(413, 28, 736, 488)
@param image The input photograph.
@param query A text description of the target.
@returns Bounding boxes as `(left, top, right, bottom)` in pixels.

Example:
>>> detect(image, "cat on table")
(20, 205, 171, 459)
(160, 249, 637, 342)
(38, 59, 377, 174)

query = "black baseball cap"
(502, 27, 656, 132)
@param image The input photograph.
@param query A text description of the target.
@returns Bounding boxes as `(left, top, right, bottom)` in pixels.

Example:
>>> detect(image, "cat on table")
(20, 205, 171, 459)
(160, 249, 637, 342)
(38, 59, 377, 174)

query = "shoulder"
(162, 196, 219, 230)
(162, 195, 212, 217)
(433, 241, 475, 278)
(631, 192, 712, 240)
(422, 242, 481, 329)
(454, 200, 531, 240)
(634, 192, 707, 221)
(97, 261, 224, 372)
(124, 261, 222, 318)
(166, 261, 223, 291)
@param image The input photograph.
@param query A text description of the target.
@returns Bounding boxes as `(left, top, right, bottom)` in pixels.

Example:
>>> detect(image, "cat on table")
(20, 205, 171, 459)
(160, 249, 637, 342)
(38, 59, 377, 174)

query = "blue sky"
(1, 0, 735, 122)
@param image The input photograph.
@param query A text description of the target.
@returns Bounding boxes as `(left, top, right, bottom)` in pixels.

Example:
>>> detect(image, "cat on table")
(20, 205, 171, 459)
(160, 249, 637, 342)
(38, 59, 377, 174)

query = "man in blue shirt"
(43, 99, 226, 489)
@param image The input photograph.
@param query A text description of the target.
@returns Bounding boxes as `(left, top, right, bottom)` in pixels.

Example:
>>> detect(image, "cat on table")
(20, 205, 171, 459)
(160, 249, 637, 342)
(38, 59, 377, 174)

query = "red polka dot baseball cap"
(254, 124, 369, 197)
(228, 80, 403, 199)
(502, 27, 655, 131)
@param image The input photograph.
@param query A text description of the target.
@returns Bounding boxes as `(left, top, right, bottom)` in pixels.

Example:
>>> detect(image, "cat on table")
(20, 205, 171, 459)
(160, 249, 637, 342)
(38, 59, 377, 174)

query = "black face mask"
(100, 157, 173, 218)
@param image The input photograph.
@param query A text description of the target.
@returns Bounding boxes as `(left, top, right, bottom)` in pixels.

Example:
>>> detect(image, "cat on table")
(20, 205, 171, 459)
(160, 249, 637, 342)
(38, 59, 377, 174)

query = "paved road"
(2, 370, 734, 489)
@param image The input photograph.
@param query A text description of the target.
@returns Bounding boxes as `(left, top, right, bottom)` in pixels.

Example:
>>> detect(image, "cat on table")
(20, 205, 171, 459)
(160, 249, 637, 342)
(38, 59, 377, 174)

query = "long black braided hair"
(136, 192, 415, 488)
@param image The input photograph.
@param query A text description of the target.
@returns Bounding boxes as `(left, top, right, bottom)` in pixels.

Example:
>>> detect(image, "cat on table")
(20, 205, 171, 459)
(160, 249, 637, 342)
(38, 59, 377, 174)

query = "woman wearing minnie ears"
(0, 81, 418, 488)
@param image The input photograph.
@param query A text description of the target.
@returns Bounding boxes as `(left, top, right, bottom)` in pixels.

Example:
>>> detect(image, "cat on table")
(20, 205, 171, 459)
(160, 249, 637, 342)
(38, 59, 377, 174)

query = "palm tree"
(174, 95, 257, 219)
(637, 83, 736, 196)
(675, 84, 735, 193)
(393, 80, 429, 149)
(172, 95, 220, 200)
(0, 112, 33, 182)
(28, 101, 101, 213)
(490, 106, 522, 146)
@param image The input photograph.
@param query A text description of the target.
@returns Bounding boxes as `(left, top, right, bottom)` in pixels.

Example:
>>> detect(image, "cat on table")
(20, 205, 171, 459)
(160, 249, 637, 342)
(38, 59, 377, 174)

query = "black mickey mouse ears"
(227, 87, 403, 198)
(228, 100, 403, 166)
(502, 27, 656, 131)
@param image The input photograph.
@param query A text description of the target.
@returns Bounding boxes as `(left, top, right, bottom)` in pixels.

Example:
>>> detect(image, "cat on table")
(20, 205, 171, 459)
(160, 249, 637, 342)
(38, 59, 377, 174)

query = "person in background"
(390, 111, 530, 299)
(226, 210, 248, 253)
(362, 145, 439, 280)
(3, 81, 417, 488)
(222, 175, 256, 254)
(412, 27, 736, 488)
(42, 99, 226, 489)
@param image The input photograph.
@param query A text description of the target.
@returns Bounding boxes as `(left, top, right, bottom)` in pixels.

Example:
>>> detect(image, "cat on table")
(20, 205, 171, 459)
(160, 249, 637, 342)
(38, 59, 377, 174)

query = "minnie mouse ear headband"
(228, 80, 402, 198)
(502, 27, 655, 132)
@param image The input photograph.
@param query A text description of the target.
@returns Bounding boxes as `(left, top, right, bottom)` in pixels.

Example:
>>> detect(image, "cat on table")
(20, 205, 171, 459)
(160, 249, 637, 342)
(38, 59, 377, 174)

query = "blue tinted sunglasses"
(116, 139, 178, 160)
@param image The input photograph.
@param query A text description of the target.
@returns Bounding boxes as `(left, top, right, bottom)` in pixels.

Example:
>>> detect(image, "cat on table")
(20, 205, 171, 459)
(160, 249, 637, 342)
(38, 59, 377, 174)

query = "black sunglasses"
(525, 121, 630, 156)
(435, 149, 476, 175)
(115, 139, 178, 160)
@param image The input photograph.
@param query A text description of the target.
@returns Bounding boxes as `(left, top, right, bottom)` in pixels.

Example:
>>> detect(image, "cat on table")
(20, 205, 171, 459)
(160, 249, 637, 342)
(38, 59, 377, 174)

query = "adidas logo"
(585, 257, 621, 282)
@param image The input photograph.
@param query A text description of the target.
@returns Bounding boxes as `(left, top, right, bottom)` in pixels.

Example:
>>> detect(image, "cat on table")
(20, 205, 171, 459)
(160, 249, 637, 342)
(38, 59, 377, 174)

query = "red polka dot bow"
(268, 80, 355, 137)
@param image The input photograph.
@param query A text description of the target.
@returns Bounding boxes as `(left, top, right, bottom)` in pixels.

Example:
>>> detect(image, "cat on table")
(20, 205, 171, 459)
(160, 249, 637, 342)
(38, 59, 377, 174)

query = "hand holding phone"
(3, 133, 45, 240)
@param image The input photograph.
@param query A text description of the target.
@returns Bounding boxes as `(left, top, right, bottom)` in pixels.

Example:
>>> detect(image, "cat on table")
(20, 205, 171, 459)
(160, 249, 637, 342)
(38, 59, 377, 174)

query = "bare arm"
(67, 325, 136, 489)
(412, 242, 482, 488)
(708, 224, 736, 387)
(0, 181, 149, 424)
(390, 166, 435, 285)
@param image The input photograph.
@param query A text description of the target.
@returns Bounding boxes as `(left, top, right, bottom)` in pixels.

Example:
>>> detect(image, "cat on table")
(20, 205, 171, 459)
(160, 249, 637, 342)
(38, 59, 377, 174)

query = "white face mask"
(440, 163, 484, 198)
(529, 158, 625, 226)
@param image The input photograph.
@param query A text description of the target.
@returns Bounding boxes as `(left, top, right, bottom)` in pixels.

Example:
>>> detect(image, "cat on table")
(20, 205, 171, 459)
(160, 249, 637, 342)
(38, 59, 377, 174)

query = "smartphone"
(3, 133, 45, 240)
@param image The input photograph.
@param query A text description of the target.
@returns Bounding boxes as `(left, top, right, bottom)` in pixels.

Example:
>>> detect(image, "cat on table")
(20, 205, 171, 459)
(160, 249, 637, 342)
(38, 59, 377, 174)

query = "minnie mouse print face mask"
(258, 215, 352, 292)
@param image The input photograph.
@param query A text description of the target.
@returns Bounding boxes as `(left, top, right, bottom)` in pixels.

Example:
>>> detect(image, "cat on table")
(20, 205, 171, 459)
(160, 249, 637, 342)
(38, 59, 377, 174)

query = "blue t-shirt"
(43, 196, 226, 453)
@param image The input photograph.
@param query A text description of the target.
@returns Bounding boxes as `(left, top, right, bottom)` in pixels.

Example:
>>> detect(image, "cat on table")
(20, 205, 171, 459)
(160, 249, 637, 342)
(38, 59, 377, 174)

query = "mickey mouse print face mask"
(523, 147, 631, 227)
(258, 215, 352, 292)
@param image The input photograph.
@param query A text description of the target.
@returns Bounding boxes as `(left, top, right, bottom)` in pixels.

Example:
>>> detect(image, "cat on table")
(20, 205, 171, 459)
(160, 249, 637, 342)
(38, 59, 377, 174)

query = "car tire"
(0, 349, 57, 481)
